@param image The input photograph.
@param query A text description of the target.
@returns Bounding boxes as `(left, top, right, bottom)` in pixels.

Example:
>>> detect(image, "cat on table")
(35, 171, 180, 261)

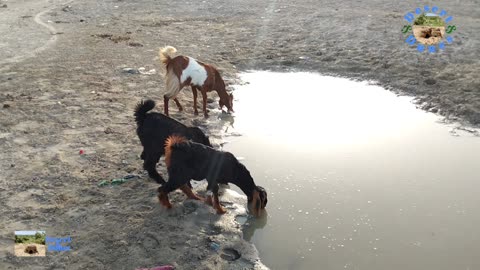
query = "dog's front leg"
(157, 187, 172, 209)
(206, 183, 226, 215)
(213, 191, 226, 215)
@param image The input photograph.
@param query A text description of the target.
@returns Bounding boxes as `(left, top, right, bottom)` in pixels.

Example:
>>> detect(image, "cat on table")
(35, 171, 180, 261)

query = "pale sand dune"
(14, 243, 46, 257)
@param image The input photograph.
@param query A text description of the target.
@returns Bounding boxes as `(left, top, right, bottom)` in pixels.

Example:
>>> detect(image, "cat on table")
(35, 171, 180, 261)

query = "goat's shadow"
(218, 111, 235, 131)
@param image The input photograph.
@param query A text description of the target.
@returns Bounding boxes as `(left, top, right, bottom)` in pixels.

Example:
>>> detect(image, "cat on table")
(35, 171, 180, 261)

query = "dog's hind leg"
(158, 171, 191, 209)
(143, 153, 165, 184)
(180, 184, 204, 201)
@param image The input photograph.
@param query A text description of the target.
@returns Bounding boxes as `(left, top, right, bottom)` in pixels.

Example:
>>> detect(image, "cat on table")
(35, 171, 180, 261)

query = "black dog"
(134, 100, 212, 184)
(158, 135, 267, 216)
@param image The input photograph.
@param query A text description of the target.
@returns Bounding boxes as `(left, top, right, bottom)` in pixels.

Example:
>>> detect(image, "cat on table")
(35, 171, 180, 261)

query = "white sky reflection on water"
(224, 71, 480, 270)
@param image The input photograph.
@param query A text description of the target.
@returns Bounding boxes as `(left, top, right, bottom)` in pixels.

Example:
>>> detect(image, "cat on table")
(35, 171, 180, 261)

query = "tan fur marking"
(164, 135, 188, 168)
(251, 190, 261, 217)
(180, 184, 204, 201)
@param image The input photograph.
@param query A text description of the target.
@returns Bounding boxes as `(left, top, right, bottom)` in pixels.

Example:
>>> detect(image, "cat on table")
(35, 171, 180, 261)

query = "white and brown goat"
(159, 46, 234, 117)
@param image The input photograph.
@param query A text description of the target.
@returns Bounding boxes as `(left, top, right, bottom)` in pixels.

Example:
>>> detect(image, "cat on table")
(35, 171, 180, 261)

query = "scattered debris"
(135, 265, 175, 270)
(92, 34, 131, 43)
(97, 180, 109, 187)
(97, 174, 140, 187)
(138, 67, 156, 75)
(209, 242, 220, 252)
(424, 78, 437, 85)
(111, 178, 127, 185)
(122, 67, 156, 75)
(62, 5, 72, 12)
(3, 103, 11, 108)
(110, 35, 130, 43)
(1, 4, 7, 8)
(79, 149, 85, 155)
(122, 68, 140, 74)
(104, 127, 113, 134)
(128, 42, 143, 47)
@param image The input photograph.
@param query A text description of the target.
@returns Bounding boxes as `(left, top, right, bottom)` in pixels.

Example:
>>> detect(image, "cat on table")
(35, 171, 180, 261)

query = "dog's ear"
(259, 188, 267, 208)
(256, 186, 267, 208)
(251, 190, 262, 217)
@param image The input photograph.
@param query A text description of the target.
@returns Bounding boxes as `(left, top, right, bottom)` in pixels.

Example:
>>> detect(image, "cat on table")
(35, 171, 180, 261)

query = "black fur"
(160, 139, 267, 212)
(134, 100, 212, 184)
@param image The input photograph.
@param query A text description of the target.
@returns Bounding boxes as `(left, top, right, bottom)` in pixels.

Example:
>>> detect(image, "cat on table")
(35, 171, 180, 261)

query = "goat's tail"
(159, 46, 177, 65)
(134, 99, 156, 127)
(164, 135, 190, 168)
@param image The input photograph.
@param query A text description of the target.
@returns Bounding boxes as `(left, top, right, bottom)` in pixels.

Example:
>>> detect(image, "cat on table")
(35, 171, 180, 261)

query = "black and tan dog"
(135, 99, 211, 184)
(158, 135, 267, 216)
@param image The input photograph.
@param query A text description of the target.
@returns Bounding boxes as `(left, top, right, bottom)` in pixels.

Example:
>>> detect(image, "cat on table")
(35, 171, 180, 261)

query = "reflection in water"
(223, 71, 480, 270)
(219, 112, 235, 131)
(242, 210, 268, 241)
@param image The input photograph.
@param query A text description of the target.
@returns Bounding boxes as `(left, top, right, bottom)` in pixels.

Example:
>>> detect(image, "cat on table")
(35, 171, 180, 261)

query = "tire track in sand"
(0, 0, 74, 69)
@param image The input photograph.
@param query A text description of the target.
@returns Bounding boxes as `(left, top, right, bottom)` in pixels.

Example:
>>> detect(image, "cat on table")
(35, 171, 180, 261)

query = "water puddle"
(224, 71, 480, 270)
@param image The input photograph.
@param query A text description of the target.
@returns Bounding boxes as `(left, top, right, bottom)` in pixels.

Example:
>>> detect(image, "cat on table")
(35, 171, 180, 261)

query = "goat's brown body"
(159, 46, 233, 117)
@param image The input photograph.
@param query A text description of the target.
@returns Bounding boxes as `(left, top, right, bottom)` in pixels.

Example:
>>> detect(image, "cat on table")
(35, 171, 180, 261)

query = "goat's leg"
(163, 95, 170, 116)
(192, 86, 199, 115)
(201, 90, 209, 118)
(173, 98, 183, 112)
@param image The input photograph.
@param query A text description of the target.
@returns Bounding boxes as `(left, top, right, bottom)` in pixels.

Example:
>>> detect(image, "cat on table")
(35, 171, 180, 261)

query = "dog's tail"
(159, 46, 177, 66)
(134, 99, 156, 127)
(164, 135, 190, 168)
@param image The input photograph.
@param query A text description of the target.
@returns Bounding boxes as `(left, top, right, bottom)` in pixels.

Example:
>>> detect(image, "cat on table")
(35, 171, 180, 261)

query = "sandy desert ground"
(0, 0, 479, 269)
(14, 243, 46, 257)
